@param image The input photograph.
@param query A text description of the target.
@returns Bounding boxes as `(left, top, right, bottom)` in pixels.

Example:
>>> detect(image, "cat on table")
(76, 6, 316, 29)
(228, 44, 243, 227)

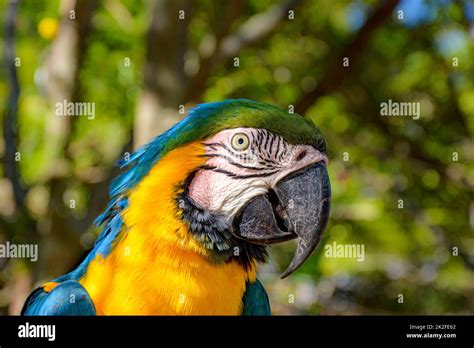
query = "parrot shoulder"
(22, 280, 96, 315)
(242, 278, 271, 315)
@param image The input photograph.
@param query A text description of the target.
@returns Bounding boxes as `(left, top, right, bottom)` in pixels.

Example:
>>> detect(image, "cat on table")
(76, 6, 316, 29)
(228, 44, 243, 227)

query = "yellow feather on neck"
(80, 141, 256, 315)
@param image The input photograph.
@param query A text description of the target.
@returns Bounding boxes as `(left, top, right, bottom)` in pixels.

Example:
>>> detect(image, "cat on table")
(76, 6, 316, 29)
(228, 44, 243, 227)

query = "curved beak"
(231, 162, 331, 278)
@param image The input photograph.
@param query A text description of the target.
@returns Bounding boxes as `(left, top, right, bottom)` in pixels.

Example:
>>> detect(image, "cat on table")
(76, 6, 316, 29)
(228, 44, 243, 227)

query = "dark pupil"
(238, 138, 244, 145)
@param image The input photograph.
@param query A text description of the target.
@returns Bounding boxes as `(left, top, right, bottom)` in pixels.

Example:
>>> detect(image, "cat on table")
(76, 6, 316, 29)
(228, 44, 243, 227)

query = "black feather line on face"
(268, 132, 275, 153)
(199, 164, 278, 179)
(255, 130, 263, 150)
(199, 153, 272, 171)
(175, 171, 267, 269)
(277, 136, 285, 161)
(227, 160, 269, 171)
(199, 164, 236, 177)
(263, 130, 270, 152)
(231, 170, 279, 179)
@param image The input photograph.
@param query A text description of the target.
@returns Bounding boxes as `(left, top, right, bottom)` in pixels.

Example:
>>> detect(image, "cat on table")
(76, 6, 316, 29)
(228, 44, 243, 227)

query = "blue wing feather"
(242, 279, 271, 315)
(22, 280, 96, 316)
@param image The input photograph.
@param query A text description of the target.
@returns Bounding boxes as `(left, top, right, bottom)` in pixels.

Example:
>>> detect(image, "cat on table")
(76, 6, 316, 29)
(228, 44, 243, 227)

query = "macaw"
(22, 99, 331, 315)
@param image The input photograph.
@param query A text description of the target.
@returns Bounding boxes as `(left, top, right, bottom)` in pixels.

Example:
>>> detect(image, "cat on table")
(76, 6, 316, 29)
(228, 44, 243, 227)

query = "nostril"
(296, 150, 307, 162)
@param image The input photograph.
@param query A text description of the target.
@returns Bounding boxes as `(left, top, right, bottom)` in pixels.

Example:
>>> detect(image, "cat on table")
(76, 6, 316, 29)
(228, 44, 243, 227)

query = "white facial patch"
(187, 128, 328, 217)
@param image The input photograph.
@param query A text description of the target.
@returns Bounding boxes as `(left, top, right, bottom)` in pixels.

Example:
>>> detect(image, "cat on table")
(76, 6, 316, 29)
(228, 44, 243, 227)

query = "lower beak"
(231, 162, 331, 278)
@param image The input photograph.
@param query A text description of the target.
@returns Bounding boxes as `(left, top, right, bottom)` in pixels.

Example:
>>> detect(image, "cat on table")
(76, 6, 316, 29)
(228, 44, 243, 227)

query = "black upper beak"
(231, 162, 331, 278)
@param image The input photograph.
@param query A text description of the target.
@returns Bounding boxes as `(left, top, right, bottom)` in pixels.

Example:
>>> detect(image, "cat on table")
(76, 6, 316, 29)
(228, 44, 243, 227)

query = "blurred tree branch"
(2, 0, 37, 239)
(295, 0, 400, 114)
(103, 0, 134, 33)
(428, 223, 474, 271)
(134, 0, 193, 148)
(344, 85, 469, 189)
(186, 0, 304, 103)
(184, 0, 245, 103)
(3, 0, 26, 212)
(41, 0, 98, 161)
(37, 0, 98, 280)
(455, 0, 474, 39)
(2, 0, 38, 316)
(217, 0, 303, 61)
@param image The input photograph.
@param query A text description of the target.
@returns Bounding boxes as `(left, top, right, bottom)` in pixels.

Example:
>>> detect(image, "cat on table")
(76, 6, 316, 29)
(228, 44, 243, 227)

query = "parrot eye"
(231, 133, 250, 151)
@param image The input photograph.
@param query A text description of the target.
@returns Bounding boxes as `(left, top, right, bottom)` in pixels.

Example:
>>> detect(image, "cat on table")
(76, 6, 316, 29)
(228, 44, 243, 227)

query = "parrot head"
(109, 99, 330, 278)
